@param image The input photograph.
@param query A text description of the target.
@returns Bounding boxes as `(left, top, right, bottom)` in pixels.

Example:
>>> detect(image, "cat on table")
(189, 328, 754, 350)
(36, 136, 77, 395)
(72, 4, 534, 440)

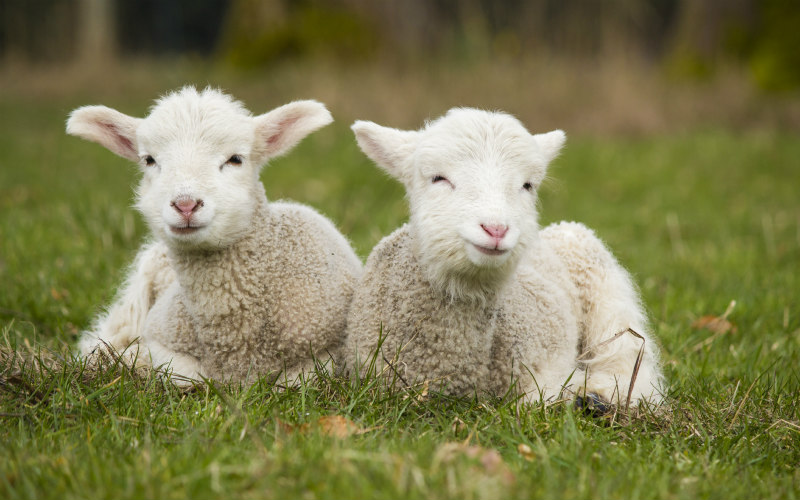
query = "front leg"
(542, 222, 664, 406)
(493, 274, 582, 404)
(142, 338, 204, 386)
(140, 284, 205, 386)
(78, 240, 175, 365)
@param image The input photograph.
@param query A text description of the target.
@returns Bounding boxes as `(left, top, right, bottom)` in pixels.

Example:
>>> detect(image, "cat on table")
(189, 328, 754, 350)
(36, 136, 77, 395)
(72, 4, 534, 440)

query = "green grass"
(1, 89, 799, 500)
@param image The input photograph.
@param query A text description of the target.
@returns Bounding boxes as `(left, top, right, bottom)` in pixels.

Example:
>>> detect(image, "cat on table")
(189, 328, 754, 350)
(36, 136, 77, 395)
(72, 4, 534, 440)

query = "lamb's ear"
(351, 120, 419, 182)
(252, 100, 333, 164)
(66, 106, 141, 162)
(534, 129, 566, 164)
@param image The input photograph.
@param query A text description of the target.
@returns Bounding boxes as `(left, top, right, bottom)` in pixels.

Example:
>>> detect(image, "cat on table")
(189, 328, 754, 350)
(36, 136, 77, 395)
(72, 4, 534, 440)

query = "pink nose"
(171, 197, 203, 218)
(481, 224, 508, 240)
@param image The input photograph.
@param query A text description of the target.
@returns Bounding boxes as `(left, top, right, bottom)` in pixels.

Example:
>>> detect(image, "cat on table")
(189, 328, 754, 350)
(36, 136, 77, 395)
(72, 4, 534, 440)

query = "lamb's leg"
(77, 241, 174, 366)
(541, 222, 664, 406)
(577, 260, 663, 406)
(143, 339, 204, 386)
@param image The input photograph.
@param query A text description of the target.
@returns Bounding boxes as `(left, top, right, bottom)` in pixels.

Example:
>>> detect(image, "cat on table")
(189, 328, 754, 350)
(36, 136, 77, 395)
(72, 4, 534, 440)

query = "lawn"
(1, 75, 798, 499)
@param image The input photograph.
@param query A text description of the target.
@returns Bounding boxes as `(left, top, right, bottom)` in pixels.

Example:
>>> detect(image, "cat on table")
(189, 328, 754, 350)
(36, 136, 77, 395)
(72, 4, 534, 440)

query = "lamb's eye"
(432, 175, 455, 189)
(143, 155, 156, 167)
(523, 182, 534, 192)
(226, 155, 243, 166)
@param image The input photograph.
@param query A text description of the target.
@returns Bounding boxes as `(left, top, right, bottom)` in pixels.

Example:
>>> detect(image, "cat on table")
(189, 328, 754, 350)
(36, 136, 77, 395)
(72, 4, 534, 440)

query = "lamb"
(68, 86, 362, 384)
(342, 108, 664, 407)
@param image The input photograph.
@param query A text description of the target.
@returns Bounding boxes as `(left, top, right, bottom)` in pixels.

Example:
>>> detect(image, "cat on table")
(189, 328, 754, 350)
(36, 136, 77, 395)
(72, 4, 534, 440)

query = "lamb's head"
(353, 108, 564, 301)
(66, 86, 332, 251)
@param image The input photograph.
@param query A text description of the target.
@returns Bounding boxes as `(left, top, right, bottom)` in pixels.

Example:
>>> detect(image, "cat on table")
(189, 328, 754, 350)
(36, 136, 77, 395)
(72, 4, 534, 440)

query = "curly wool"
(143, 195, 362, 383)
(342, 108, 664, 405)
(345, 223, 581, 400)
(70, 87, 362, 383)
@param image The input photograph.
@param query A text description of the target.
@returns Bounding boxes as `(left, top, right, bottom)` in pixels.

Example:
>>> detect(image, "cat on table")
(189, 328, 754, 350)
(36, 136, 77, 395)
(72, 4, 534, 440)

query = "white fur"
(343, 108, 663, 406)
(69, 87, 362, 384)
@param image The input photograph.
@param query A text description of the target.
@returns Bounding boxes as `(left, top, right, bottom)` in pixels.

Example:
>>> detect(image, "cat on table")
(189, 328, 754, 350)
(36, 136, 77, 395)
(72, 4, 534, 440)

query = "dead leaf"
(692, 300, 738, 334)
(690, 301, 738, 352)
(434, 442, 515, 484)
(517, 443, 535, 461)
(275, 418, 295, 434)
(317, 415, 360, 438)
(691, 315, 737, 334)
(416, 380, 430, 401)
(451, 416, 467, 434)
(276, 415, 379, 439)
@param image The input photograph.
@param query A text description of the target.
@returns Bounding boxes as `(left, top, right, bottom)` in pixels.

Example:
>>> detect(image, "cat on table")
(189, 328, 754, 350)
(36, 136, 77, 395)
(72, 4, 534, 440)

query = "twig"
(765, 419, 800, 433)
(575, 327, 646, 412)
(727, 377, 759, 431)
(382, 355, 410, 388)
(577, 327, 636, 361)
(623, 328, 646, 412)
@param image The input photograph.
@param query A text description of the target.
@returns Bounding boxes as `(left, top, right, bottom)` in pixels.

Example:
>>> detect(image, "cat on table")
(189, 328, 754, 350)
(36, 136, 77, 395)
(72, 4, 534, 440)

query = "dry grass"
(2, 54, 798, 136)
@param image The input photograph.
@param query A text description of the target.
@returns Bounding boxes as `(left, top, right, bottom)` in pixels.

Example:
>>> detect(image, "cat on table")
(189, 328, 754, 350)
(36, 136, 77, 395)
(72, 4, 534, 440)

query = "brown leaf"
(417, 380, 430, 401)
(517, 443, 535, 461)
(275, 418, 304, 434)
(451, 417, 467, 434)
(692, 300, 738, 335)
(434, 443, 515, 484)
(277, 415, 378, 439)
(691, 315, 737, 334)
(317, 415, 360, 438)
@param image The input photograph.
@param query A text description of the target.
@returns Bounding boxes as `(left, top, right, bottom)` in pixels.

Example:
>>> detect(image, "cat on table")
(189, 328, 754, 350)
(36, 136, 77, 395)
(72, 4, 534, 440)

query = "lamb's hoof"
(575, 393, 613, 417)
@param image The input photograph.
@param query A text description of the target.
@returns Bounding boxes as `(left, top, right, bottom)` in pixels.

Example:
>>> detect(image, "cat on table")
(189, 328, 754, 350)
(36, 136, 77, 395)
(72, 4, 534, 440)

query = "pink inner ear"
(102, 121, 134, 156)
(266, 115, 300, 146)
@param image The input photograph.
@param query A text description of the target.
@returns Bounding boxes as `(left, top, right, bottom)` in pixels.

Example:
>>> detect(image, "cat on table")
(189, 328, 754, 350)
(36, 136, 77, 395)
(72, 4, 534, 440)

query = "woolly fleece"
(343, 108, 663, 405)
(69, 87, 362, 383)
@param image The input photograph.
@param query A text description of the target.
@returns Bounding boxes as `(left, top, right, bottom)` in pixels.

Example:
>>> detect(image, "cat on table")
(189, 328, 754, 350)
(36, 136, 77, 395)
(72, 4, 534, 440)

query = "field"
(1, 62, 799, 499)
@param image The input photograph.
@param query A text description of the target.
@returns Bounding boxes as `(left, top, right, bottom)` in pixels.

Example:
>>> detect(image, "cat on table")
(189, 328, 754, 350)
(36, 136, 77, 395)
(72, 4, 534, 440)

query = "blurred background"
(1, 0, 799, 133)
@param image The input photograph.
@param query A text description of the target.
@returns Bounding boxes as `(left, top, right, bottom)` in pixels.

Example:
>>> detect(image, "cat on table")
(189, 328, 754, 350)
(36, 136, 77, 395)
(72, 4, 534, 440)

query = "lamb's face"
(409, 113, 548, 271)
(353, 109, 565, 298)
(134, 96, 260, 250)
(67, 87, 333, 252)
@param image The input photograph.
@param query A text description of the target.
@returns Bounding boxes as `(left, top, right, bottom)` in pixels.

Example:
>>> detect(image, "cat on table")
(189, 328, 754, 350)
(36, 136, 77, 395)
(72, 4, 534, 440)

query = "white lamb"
(68, 86, 362, 384)
(343, 108, 664, 407)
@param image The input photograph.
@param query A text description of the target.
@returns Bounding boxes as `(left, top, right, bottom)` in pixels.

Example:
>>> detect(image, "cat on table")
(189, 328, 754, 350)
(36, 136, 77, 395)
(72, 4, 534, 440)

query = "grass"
(1, 66, 799, 499)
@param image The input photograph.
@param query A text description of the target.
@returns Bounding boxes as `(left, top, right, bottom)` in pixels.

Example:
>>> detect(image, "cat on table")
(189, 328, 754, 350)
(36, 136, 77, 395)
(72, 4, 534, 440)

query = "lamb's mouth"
(472, 243, 508, 256)
(170, 224, 204, 235)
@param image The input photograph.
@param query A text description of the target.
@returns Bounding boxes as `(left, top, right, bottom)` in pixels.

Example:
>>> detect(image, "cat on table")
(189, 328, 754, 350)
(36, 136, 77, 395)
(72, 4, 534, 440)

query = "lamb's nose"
(481, 224, 508, 240)
(171, 197, 203, 218)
